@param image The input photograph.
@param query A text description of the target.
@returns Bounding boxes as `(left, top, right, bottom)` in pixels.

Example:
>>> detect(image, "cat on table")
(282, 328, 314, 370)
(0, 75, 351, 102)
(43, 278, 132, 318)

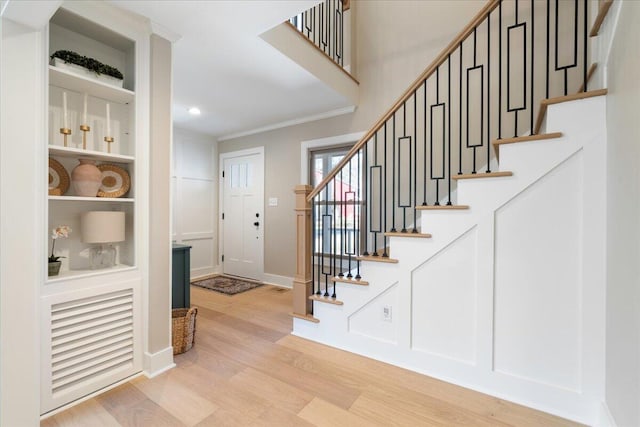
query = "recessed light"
(188, 107, 201, 116)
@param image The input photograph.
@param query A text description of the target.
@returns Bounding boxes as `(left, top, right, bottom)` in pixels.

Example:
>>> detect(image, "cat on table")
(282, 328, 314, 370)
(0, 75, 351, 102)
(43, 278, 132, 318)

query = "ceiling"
(110, 0, 351, 139)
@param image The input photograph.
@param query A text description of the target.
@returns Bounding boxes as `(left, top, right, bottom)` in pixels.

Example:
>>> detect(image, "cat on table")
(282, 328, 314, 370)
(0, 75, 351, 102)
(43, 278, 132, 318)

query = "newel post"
(292, 184, 313, 318)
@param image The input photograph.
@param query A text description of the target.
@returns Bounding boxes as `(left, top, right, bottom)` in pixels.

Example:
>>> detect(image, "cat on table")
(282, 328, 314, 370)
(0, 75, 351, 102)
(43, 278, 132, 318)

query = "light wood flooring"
(42, 284, 583, 427)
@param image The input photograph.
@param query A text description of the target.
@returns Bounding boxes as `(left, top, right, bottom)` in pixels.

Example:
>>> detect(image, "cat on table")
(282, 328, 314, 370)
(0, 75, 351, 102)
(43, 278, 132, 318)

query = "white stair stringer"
(293, 94, 607, 425)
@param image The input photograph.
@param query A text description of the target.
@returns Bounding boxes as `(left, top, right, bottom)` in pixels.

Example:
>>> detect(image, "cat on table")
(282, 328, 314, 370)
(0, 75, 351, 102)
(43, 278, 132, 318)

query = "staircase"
(292, 0, 614, 424)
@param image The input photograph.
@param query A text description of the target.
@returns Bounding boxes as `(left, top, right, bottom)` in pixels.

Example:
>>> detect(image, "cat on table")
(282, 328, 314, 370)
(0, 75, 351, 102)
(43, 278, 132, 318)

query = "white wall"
(172, 127, 218, 279)
(0, 16, 46, 427)
(603, 1, 640, 426)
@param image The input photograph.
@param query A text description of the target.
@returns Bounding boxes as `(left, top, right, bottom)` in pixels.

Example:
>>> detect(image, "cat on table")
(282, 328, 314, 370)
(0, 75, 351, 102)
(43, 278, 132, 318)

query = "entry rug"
(191, 275, 264, 295)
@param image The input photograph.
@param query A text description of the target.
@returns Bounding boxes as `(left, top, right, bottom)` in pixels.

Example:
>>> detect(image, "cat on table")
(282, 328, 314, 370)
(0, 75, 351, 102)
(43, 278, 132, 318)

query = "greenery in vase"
(51, 50, 124, 80)
(49, 225, 72, 262)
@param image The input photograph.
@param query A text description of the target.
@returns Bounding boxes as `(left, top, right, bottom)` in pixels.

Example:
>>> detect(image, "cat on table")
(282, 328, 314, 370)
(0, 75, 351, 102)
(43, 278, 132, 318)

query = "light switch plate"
(268, 197, 278, 207)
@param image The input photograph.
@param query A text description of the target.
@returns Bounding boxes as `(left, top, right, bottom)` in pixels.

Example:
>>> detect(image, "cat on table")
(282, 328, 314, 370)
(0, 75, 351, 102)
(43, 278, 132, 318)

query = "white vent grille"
(49, 289, 134, 396)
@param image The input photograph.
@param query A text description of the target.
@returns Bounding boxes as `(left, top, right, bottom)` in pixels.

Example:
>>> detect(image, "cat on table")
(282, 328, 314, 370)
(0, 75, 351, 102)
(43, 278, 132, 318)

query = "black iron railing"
(307, 0, 591, 301)
(290, 0, 345, 68)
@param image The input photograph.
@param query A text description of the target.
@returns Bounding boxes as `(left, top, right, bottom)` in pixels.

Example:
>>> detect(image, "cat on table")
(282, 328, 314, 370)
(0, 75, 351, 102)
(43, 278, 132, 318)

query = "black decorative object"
(51, 50, 124, 80)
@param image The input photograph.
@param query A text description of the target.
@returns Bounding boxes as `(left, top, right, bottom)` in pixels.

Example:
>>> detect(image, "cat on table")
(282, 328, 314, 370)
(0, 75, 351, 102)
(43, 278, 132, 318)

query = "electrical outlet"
(382, 305, 392, 322)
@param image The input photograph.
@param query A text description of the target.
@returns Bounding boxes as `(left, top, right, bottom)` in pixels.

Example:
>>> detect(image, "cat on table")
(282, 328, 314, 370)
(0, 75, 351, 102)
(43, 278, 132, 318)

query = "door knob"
(254, 221, 260, 227)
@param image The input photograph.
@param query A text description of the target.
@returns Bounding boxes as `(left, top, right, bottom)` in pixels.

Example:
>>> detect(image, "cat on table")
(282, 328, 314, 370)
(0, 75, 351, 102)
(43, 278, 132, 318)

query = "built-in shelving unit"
(41, 4, 146, 415)
(47, 7, 136, 281)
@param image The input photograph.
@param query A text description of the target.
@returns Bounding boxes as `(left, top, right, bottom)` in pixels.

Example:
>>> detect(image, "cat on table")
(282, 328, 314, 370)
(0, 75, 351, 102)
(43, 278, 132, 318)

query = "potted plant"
(49, 225, 72, 276)
(50, 50, 124, 87)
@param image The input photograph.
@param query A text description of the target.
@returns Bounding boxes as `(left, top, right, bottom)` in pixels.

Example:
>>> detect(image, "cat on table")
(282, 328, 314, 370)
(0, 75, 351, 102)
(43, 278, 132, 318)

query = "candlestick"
(60, 127, 71, 147)
(62, 92, 68, 129)
(106, 103, 111, 136)
(80, 124, 90, 150)
(83, 93, 88, 124)
(104, 136, 114, 154)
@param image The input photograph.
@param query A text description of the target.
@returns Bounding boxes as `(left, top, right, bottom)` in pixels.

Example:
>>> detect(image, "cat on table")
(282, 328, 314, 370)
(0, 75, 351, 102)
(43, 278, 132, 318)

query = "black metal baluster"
(339, 167, 344, 278)
(487, 10, 492, 173)
(332, 175, 337, 296)
(546, 0, 550, 99)
(363, 141, 369, 257)
(447, 54, 452, 205)
(401, 102, 407, 232)
(355, 149, 362, 279)
(413, 91, 418, 232)
(383, 121, 389, 257)
(391, 114, 397, 233)
(499, 1, 502, 139)
(434, 68, 440, 204)
(471, 27, 478, 173)
(583, 0, 587, 92)
(347, 156, 353, 278)
(311, 199, 316, 296)
(459, 42, 463, 175)
(530, 0, 535, 134)
(423, 79, 428, 205)
(323, 187, 329, 296)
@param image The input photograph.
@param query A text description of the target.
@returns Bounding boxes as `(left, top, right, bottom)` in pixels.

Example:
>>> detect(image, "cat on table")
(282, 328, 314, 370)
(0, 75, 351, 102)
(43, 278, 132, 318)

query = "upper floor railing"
(297, 0, 593, 304)
(290, 0, 345, 68)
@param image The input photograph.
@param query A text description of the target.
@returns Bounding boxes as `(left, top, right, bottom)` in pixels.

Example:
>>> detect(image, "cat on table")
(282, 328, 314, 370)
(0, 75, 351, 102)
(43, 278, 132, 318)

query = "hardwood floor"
(42, 284, 583, 427)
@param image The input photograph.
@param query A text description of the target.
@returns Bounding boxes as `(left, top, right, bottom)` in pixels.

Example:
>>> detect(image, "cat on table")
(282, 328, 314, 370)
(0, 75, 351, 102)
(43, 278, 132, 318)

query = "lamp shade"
(80, 211, 125, 243)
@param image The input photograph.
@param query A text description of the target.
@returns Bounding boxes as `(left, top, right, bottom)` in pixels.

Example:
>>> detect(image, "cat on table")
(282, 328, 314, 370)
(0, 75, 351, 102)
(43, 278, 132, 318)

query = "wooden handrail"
(308, 0, 501, 201)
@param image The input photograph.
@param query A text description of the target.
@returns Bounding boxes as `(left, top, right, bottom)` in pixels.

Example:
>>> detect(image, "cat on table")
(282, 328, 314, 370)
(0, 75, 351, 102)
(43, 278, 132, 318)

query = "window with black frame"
(309, 145, 363, 273)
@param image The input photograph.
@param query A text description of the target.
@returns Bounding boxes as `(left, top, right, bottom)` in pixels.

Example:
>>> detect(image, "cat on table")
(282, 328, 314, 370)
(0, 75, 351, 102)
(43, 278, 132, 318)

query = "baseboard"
(598, 402, 617, 427)
(191, 266, 218, 279)
(40, 372, 144, 420)
(191, 272, 220, 282)
(143, 346, 175, 378)
(262, 273, 293, 289)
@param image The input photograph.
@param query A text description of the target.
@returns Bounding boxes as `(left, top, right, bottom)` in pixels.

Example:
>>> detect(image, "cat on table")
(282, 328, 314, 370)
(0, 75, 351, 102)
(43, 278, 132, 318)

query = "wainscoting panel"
(493, 152, 583, 392)
(180, 178, 214, 235)
(411, 228, 478, 364)
(348, 282, 399, 345)
(172, 128, 218, 278)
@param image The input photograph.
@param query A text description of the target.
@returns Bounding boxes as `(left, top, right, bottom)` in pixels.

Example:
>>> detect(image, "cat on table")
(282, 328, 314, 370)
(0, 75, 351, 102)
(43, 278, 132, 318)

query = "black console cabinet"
(172, 244, 192, 309)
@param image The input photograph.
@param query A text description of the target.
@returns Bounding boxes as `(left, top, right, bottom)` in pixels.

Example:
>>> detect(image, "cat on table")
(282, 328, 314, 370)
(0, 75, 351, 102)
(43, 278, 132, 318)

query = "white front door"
(221, 149, 264, 281)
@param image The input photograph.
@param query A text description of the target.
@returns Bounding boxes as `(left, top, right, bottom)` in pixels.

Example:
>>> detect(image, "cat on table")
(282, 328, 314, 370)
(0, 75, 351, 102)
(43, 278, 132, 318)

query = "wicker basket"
(172, 306, 198, 355)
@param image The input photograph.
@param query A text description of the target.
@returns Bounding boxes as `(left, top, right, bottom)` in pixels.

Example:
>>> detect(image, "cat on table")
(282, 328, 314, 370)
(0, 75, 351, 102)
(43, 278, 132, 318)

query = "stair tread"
(452, 171, 513, 180)
(384, 231, 432, 238)
(331, 276, 369, 286)
(309, 294, 344, 305)
(356, 255, 399, 264)
(492, 132, 563, 146)
(534, 89, 608, 134)
(492, 133, 563, 161)
(416, 205, 470, 210)
(290, 312, 320, 323)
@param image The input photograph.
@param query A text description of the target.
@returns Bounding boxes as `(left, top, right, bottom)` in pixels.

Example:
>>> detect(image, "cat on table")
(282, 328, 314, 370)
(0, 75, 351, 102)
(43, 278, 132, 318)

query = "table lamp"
(81, 211, 125, 269)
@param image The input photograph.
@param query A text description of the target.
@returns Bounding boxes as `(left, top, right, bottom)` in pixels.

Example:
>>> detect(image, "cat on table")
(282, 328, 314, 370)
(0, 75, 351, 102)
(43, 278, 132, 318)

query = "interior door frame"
(218, 146, 265, 280)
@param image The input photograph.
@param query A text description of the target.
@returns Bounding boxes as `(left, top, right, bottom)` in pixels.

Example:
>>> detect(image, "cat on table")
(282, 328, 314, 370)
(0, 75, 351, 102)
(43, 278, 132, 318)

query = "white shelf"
(46, 264, 136, 284)
(48, 145, 134, 163)
(49, 195, 134, 202)
(49, 65, 134, 104)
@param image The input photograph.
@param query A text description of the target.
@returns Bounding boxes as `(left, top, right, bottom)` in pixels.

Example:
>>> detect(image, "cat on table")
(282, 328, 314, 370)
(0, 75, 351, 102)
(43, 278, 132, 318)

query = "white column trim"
(300, 131, 365, 184)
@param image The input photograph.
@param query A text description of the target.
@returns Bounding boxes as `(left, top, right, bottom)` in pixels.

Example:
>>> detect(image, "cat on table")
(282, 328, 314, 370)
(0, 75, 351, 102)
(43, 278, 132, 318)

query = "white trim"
(597, 402, 617, 427)
(262, 273, 293, 289)
(300, 131, 365, 184)
(218, 147, 265, 281)
(150, 21, 182, 43)
(39, 372, 144, 420)
(143, 347, 176, 378)
(218, 106, 356, 142)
